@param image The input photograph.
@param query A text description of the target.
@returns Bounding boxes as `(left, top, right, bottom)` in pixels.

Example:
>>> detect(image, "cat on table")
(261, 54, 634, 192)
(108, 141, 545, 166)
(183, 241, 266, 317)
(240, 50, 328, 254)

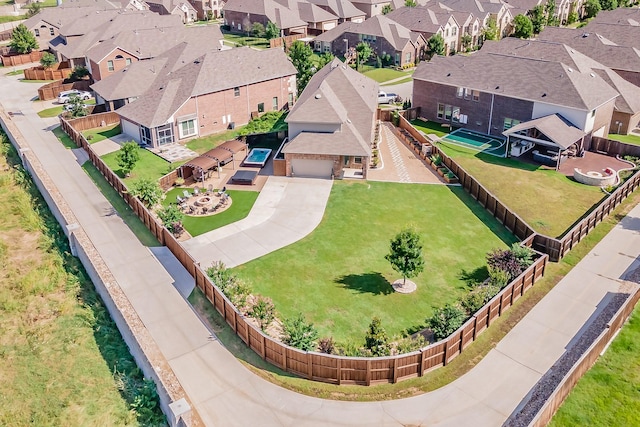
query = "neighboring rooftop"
(307, 0, 365, 19)
(222, 0, 308, 29)
(385, 6, 458, 35)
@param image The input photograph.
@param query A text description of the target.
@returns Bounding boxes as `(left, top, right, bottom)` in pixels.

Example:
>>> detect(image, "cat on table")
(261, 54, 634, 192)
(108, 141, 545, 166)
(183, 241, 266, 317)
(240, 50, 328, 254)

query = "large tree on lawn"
(288, 40, 314, 96)
(385, 228, 424, 286)
(10, 24, 38, 54)
(355, 42, 372, 70)
(513, 14, 533, 39)
(427, 34, 445, 57)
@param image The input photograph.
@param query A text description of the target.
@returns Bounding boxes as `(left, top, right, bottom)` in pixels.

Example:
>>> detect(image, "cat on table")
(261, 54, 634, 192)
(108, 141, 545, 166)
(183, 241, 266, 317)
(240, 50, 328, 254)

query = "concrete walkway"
(2, 71, 640, 426)
(182, 176, 332, 268)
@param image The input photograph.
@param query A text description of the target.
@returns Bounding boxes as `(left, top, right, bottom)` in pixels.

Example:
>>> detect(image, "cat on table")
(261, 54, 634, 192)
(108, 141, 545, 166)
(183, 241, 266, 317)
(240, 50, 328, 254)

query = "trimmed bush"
(427, 304, 467, 341)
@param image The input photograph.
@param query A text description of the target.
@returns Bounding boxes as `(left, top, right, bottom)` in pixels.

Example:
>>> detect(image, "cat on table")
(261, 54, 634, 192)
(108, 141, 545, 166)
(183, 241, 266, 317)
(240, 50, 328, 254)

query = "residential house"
(349, 0, 393, 18)
(538, 26, 640, 87)
(222, 0, 308, 35)
(313, 14, 427, 66)
(282, 58, 378, 178)
(49, 11, 182, 68)
(438, 0, 513, 39)
(57, 0, 148, 9)
(146, 0, 199, 23)
(412, 46, 620, 148)
(307, 0, 366, 23)
(85, 24, 224, 81)
(116, 47, 297, 148)
(188, 0, 225, 20)
(275, 0, 340, 35)
(385, 6, 462, 54)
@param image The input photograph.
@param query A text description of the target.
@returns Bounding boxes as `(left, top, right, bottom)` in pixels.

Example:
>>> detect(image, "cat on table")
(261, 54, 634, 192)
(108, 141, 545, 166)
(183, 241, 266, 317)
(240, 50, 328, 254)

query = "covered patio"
(503, 114, 586, 171)
(180, 139, 248, 182)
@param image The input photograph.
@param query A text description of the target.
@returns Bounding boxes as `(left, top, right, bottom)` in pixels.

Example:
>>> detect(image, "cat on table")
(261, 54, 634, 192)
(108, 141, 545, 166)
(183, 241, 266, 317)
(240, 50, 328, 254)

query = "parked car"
(378, 91, 398, 104)
(57, 90, 92, 104)
(63, 102, 88, 112)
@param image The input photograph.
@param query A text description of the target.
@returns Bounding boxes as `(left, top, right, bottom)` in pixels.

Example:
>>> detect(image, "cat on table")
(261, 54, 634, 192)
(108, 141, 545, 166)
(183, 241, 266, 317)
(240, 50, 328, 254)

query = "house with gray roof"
(116, 47, 297, 149)
(281, 57, 378, 178)
(438, 0, 513, 38)
(412, 42, 620, 152)
(313, 14, 426, 66)
(385, 6, 462, 54)
(349, 0, 393, 18)
(146, 0, 198, 23)
(222, 0, 309, 36)
(307, 0, 366, 23)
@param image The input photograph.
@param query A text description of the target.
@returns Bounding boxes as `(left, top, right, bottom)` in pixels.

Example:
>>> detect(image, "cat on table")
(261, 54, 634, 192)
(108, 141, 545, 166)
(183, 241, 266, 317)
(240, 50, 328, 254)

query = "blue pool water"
(245, 148, 272, 165)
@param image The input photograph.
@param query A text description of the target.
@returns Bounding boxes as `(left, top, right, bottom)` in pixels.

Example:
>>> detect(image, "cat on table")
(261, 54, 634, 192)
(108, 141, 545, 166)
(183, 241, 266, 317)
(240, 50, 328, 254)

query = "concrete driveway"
(181, 176, 332, 268)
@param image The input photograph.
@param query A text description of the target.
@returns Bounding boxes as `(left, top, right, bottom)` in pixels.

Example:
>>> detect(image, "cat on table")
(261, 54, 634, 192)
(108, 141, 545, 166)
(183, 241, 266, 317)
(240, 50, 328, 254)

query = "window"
(156, 124, 174, 145)
(444, 105, 452, 121)
(344, 156, 350, 166)
(464, 88, 471, 100)
(503, 118, 521, 131)
(107, 60, 114, 72)
(272, 97, 278, 110)
(405, 52, 411, 63)
(437, 103, 445, 119)
(452, 107, 460, 123)
(452, 27, 457, 36)
(125, 58, 132, 65)
(456, 87, 464, 98)
(445, 29, 449, 37)
(258, 102, 264, 113)
(288, 93, 294, 106)
(49, 28, 54, 36)
(354, 157, 362, 164)
(179, 119, 197, 138)
(472, 90, 480, 101)
(438, 103, 460, 122)
(140, 126, 152, 145)
(591, 110, 596, 117)
(34, 29, 40, 37)
(234, 87, 240, 97)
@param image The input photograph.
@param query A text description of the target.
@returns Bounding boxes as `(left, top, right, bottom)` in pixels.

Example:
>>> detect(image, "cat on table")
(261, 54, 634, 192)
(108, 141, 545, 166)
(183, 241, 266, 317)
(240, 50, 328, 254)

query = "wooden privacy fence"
(0, 50, 43, 66)
(60, 113, 552, 385)
(37, 79, 91, 101)
(590, 136, 640, 158)
(159, 169, 180, 190)
(394, 113, 640, 261)
(24, 64, 73, 81)
(269, 34, 305, 49)
(527, 287, 640, 427)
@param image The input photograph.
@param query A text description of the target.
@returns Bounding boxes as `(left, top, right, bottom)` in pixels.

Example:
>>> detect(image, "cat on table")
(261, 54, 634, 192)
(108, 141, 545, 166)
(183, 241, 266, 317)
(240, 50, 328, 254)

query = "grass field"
(0, 15, 24, 24)
(0, 131, 164, 425)
(550, 306, 640, 426)
(410, 119, 450, 138)
(186, 128, 240, 154)
(234, 181, 517, 343)
(189, 186, 640, 400)
(101, 148, 179, 184)
(439, 143, 605, 237)
(5, 69, 23, 76)
(607, 133, 640, 146)
(19, 78, 53, 83)
(52, 125, 77, 149)
(362, 68, 412, 83)
(82, 123, 120, 144)
(222, 33, 270, 49)
(162, 187, 259, 236)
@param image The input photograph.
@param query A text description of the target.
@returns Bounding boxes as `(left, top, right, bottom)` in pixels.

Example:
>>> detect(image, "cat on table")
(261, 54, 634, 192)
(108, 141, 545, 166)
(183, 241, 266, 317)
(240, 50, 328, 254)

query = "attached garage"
(290, 159, 334, 178)
(121, 119, 140, 143)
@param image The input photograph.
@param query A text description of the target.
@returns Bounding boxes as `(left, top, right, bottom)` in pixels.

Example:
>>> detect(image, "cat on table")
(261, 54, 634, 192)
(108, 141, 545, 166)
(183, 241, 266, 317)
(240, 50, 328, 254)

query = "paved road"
(2, 71, 640, 426)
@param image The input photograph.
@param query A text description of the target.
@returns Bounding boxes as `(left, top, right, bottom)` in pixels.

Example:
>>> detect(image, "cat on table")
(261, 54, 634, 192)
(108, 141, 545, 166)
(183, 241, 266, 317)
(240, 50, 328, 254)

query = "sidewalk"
(2, 72, 639, 426)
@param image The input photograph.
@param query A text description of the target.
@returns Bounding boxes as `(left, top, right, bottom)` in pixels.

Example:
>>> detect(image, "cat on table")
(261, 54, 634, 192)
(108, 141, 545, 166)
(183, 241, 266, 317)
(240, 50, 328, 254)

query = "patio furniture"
(206, 184, 214, 195)
(217, 186, 226, 196)
(176, 195, 185, 204)
(193, 186, 200, 195)
(182, 189, 191, 199)
(230, 170, 258, 185)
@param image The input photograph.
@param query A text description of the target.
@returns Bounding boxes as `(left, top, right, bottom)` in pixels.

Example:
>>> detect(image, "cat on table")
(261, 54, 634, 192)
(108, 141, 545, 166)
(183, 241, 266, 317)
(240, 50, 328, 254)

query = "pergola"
(503, 114, 587, 171)
(180, 139, 248, 181)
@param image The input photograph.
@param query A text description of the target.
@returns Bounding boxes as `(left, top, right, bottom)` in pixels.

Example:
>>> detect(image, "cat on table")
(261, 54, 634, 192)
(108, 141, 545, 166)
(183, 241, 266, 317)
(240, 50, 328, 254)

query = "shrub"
(318, 337, 335, 354)
(486, 248, 524, 282)
(461, 284, 500, 315)
(510, 243, 534, 268)
(282, 313, 318, 351)
(40, 52, 57, 69)
(364, 317, 390, 356)
(427, 304, 467, 341)
(227, 279, 251, 311)
(206, 261, 236, 294)
(69, 65, 89, 81)
(251, 22, 265, 38)
(394, 334, 427, 354)
(116, 141, 140, 177)
(9, 24, 38, 54)
(431, 154, 442, 166)
(249, 296, 276, 330)
(336, 341, 368, 357)
(567, 11, 579, 24)
(157, 204, 184, 233)
(129, 178, 162, 208)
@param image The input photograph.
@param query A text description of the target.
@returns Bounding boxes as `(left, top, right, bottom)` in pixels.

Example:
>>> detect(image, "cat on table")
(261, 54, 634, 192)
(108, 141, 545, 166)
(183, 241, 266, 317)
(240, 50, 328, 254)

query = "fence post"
(336, 357, 341, 385)
(393, 357, 399, 383)
(366, 359, 371, 385)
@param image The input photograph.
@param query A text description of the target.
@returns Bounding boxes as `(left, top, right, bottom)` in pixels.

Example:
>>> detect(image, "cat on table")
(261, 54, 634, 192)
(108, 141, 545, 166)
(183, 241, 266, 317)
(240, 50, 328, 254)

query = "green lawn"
(101, 148, 178, 185)
(38, 99, 96, 118)
(162, 187, 259, 236)
(0, 15, 24, 24)
(238, 111, 287, 136)
(439, 143, 605, 237)
(411, 119, 450, 138)
(549, 306, 640, 426)
(234, 181, 517, 343)
(222, 33, 270, 49)
(362, 68, 412, 83)
(185, 128, 241, 154)
(19, 78, 54, 83)
(82, 162, 160, 247)
(5, 69, 23, 76)
(607, 133, 640, 146)
(382, 76, 413, 85)
(82, 123, 120, 144)
(52, 125, 77, 149)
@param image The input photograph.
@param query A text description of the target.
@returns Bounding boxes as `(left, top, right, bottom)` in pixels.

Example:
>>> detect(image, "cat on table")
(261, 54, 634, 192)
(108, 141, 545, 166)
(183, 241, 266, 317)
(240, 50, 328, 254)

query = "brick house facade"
(88, 48, 138, 82)
(223, 10, 307, 36)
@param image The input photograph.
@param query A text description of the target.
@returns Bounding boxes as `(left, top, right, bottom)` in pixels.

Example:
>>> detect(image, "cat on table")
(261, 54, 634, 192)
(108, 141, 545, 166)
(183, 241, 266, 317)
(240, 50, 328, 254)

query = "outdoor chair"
(217, 186, 226, 196)
(206, 184, 214, 195)
(182, 190, 191, 199)
(193, 186, 200, 195)
(176, 195, 184, 204)
(188, 205, 195, 214)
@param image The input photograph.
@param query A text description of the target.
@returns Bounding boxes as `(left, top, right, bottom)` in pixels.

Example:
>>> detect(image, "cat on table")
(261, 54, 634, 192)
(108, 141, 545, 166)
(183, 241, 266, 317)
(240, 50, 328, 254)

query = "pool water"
(442, 129, 506, 156)
(244, 148, 272, 166)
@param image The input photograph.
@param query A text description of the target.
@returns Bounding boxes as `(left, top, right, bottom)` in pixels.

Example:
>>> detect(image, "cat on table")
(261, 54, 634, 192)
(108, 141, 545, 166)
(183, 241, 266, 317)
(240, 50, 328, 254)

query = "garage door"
(291, 159, 333, 178)
(121, 119, 141, 143)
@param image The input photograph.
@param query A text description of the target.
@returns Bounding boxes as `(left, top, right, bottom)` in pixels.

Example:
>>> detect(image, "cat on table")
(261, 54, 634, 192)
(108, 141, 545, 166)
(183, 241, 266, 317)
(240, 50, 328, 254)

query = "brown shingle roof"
(222, 0, 308, 29)
(503, 114, 586, 150)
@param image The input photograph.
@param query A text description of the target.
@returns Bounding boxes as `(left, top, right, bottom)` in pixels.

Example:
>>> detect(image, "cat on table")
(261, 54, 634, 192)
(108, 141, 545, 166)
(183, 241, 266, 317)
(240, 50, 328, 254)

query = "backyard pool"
(244, 148, 272, 167)
(441, 128, 506, 157)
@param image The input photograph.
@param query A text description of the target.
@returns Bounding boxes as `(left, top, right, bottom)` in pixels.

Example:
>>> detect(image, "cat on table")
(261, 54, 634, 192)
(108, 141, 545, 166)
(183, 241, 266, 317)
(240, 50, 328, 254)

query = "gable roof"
(275, 0, 338, 23)
(586, 6, 640, 27)
(23, 7, 119, 31)
(222, 0, 308, 29)
(117, 47, 297, 128)
(503, 114, 586, 150)
(386, 6, 458, 35)
(284, 58, 378, 157)
(307, 0, 365, 19)
(313, 20, 357, 41)
(438, 0, 506, 16)
(413, 52, 619, 111)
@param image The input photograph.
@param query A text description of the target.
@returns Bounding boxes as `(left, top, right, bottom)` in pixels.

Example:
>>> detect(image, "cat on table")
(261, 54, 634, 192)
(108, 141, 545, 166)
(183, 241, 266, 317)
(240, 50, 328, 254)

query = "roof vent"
(582, 32, 590, 38)
(495, 85, 500, 89)
(541, 93, 546, 97)
(446, 73, 451, 76)
(194, 59, 200, 64)
(315, 93, 322, 99)
(567, 67, 573, 72)
(590, 72, 595, 77)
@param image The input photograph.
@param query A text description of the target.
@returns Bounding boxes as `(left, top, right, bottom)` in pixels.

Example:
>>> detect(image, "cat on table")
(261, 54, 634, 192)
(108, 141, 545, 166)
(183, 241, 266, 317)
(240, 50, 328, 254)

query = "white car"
(57, 90, 92, 104)
(378, 91, 398, 104)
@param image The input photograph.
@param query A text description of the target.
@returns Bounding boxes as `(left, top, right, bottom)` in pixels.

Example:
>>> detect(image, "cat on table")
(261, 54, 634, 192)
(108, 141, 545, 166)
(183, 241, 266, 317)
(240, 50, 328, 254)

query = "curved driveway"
(2, 71, 639, 426)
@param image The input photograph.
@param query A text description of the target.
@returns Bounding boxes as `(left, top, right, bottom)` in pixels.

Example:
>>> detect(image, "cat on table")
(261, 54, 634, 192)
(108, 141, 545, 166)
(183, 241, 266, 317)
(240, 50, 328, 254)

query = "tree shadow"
(335, 272, 393, 295)
(459, 266, 489, 287)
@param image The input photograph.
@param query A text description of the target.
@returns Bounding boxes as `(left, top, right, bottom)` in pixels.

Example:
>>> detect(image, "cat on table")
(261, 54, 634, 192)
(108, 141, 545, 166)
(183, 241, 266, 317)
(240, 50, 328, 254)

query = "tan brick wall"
(173, 75, 295, 139)
(284, 153, 369, 178)
(93, 48, 139, 82)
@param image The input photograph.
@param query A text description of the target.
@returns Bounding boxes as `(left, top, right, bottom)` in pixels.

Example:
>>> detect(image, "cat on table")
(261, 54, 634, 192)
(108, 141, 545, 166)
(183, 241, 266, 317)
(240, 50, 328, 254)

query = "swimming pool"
(244, 148, 272, 167)
(441, 129, 506, 157)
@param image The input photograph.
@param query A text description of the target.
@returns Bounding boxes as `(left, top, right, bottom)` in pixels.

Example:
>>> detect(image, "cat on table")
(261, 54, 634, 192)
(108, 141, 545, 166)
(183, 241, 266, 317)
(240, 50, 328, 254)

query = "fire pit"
(194, 196, 212, 206)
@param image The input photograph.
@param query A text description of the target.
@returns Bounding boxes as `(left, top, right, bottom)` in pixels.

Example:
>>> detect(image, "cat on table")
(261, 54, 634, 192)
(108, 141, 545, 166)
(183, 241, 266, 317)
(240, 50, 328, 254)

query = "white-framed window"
(234, 87, 240, 97)
(179, 119, 197, 138)
(140, 126, 152, 145)
(452, 27, 457, 36)
(126, 58, 131, 65)
(472, 90, 480, 101)
(503, 118, 520, 131)
(49, 28, 54, 36)
(258, 102, 264, 113)
(437, 103, 445, 119)
(354, 157, 362, 164)
(288, 93, 294, 107)
(272, 97, 278, 111)
(464, 88, 471, 100)
(405, 52, 411, 62)
(107, 60, 114, 72)
(456, 87, 464, 98)
(156, 123, 174, 145)
(34, 29, 40, 37)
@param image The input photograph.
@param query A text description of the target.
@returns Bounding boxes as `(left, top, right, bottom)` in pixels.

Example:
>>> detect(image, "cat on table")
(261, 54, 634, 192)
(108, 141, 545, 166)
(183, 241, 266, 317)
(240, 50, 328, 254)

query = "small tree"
(130, 178, 162, 208)
(545, 0, 557, 26)
(427, 34, 445, 57)
(427, 304, 467, 340)
(10, 24, 39, 54)
(288, 40, 314, 96)
(566, 11, 579, 24)
(282, 313, 318, 351)
(206, 261, 237, 294)
(364, 317, 390, 356)
(385, 228, 424, 286)
(316, 51, 334, 70)
(355, 42, 372, 71)
(116, 141, 140, 177)
(26, 2, 41, 18)
(318, 337, 335, 354)
(460, 33, 472, 51)
(599, 0, 617, 9)
(381, 4, 393, 14)
(70, 65, 90, 81)
(265, 21, 280, 39)
(529, 5, 546, 33)
(251, 22, 265, 38)
(513, 14, 533, 39)
(249, 296, 276, 330)
(482, 17, 499, 41)
(67, 94, 87, 118)
(404, 0, 417, 6)
(584, 0, 601, 18)
(157, 204, 184, 234)
(40, 52, 57, 69)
